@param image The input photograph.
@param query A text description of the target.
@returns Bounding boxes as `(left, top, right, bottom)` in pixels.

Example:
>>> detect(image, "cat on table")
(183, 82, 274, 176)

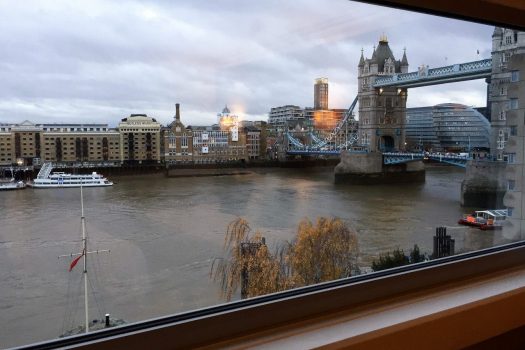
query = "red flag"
(69, 252, 84, 272)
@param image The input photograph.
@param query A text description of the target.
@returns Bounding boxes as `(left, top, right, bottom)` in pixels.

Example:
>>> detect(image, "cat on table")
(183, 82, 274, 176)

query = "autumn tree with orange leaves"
(211, 217, 359, 301)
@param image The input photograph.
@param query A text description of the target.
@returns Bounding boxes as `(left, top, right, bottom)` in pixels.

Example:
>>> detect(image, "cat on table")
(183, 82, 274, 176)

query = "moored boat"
(0, 180, 26, 191)
(458, 209, 507, 230)
(0, 167, 26, 191)
(28, 162, 113, 188)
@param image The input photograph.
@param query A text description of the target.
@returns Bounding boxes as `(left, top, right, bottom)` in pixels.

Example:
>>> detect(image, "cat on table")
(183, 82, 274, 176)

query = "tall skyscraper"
(314, 78, 329, 110)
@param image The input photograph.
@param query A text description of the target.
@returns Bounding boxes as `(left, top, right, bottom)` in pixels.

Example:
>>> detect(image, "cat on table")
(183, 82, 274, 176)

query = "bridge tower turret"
(489, 27, 525, 161)
(358, 35, 408, 152)
(401, 48, 409, 73)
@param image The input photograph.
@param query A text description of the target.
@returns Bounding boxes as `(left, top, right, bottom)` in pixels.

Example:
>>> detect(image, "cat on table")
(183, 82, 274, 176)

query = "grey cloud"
(0, 0, 494, 125)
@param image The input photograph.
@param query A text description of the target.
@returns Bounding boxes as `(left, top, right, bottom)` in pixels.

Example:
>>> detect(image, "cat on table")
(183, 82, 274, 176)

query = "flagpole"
(81, 182, 89, 333)
(58, 180, 110, 334)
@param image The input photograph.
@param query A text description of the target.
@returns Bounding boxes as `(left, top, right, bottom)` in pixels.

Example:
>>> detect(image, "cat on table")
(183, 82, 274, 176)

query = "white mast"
(59, 181, 110, 334)
(81, 184, 89, 333)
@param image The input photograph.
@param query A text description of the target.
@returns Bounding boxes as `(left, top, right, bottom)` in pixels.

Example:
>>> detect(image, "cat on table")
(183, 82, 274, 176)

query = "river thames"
(0, 166, 512, 348)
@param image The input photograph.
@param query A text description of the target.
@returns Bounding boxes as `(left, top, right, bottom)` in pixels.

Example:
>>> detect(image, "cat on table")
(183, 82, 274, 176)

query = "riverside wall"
(166, 159, 340, 177)
(9, 159, 341, 180)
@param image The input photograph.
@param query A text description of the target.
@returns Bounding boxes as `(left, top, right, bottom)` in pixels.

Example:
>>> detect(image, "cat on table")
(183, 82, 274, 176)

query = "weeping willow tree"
(289, 217, 359, 286)
(211, 217, 358, 301)
(210, 219, 289, 301)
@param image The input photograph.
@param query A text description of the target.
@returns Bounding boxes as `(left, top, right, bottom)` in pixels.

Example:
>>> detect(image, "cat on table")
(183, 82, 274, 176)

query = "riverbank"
(166, 159, 340, 177)
(167, 168, 252, 177)
(11, 158, 458, 181)
(10, 159, 341, 180)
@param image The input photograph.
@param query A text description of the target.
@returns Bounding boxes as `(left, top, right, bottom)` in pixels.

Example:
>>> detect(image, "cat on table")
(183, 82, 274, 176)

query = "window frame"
(15, 242, 525, 350)
(10, 0, 525, 349)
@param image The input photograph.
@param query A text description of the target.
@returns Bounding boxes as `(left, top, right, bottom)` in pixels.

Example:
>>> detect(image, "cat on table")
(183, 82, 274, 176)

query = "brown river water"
(0, 166, 512, 348)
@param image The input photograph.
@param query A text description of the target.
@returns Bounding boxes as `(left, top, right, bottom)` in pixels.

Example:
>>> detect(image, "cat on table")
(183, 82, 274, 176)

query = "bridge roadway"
(286, 150, 470, 168)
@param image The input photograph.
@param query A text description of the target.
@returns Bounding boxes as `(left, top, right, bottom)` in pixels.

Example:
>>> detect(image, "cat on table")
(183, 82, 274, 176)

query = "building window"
(507, 153, 516, 163)
(505, 35, 512, 44)
(510, 98, 518, 109)
(511, 70, 519, 82)
(510, 126, 517, 136)
(507, 180, 516, 191)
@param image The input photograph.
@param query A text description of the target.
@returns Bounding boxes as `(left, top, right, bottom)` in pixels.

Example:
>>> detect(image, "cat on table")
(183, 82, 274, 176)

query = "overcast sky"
(0, 0, 493, 126)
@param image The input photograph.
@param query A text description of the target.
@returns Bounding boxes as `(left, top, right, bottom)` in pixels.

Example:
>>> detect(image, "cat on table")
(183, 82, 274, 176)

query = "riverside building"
(118, 114, 161, 164)
(164, 104, 247, 164)
(41, 124, 120, 164)
(164, 104, 194, 164)
(244, 126, 261, 160)
(217, 105, 239, 130)
(268, 105, 305, 134)
(0, 121, 42, 166)
(0, 121, 120, 166)
(268, 79, 350, 137)
(2, 107, 259, 167)
(0, 124, 13, 165)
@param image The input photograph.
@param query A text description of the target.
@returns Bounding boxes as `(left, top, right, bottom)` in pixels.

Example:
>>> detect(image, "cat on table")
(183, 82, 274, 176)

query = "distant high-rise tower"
(314, 78, 329, 110)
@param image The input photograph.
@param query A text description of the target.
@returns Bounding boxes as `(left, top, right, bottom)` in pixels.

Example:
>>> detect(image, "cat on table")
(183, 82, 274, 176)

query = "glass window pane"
(1, 1, 523, 348)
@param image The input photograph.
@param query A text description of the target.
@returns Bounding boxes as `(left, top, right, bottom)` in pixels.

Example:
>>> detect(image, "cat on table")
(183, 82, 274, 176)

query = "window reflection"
(0, 1, 523, 347)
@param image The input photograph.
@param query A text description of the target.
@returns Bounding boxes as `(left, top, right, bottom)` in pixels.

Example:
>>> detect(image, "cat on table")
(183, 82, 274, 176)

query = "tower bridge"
(282, 28, 524, 216)
(281, 27, 524, 233)
(284, 34, 489, 168)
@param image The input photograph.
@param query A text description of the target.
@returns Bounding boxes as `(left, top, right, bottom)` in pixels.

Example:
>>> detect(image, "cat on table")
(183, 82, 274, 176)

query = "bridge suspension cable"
(285, 95, 359, 153)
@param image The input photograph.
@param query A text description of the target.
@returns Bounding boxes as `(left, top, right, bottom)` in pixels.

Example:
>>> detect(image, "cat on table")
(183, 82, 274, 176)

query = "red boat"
(458, 209, 508, 230)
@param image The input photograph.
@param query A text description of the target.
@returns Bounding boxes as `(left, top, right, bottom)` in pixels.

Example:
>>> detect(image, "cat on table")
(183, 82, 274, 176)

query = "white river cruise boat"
(28, 163, 113, 188)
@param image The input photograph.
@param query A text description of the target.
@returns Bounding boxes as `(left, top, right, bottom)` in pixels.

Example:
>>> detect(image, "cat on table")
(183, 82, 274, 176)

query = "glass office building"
(406, 103, 490, 152)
